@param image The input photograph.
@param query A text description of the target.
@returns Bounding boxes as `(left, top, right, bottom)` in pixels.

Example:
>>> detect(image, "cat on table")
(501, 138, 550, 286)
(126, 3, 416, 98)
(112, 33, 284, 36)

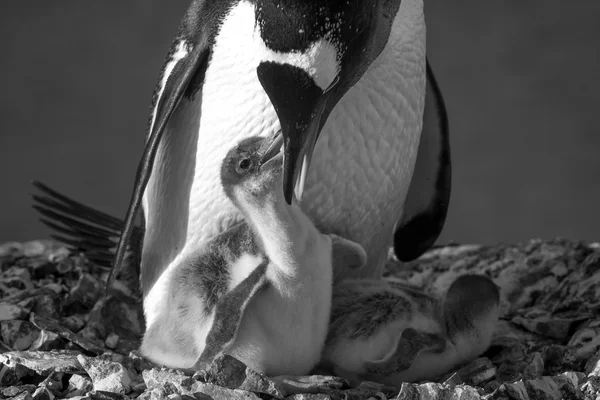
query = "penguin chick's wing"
(106, 0, 231, 292)
(192, 258, 269, 374)
(364, 327, 446, 377)
(31, 181, 142, 276)
(329, 234, 368, 284)
(443, 275, 500, 363)
(393, 58, 451, 262)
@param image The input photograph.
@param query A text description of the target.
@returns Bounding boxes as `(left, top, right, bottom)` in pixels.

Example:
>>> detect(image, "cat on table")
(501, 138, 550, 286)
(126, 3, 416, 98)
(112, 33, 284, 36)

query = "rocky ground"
(1, 238, 600, 400)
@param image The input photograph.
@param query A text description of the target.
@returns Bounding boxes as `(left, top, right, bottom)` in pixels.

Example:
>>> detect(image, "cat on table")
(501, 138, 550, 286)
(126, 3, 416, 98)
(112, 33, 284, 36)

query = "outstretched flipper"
(364, 328, 446, 377)
(192, 258, 269, 376)
(31, 181, 141, 280)
(393, 59, 451, 261)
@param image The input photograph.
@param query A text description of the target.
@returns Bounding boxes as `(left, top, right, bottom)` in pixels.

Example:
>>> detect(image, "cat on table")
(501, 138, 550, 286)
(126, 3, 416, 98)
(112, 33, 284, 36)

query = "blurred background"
(1, 1, 599, 245)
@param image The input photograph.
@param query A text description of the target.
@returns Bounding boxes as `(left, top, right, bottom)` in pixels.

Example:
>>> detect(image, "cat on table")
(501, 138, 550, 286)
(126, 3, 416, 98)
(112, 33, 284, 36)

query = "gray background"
(1, 1, 599, 245)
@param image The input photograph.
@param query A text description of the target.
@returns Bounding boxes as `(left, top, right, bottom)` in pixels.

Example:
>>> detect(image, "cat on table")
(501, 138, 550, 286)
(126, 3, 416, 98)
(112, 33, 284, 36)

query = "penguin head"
(254, 0, 402, 204)
(220, 134, 285, 204)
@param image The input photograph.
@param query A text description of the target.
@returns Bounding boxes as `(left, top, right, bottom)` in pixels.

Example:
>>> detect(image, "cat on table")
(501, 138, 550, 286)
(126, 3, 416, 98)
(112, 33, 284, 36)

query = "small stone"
(32, 386, 55, 400)
(454, 357, 496, 385)
(29, 294, 62, 319)
(29, 330, 66, 351)
(105, 333, 119, 349)
(61, 315, 86, 333)
(569, 318, 600, 360)
(66, 273, 104, 313)
(9, 391, 34, 400)
(42, 283, 64, 294)
(5, 267, 34, 289)
(22, 241, 47, 257)
(142, 368, 261, 399)
(190, 385, 261, 400)
(0, 339, 11, 352)
(0, 302, 29, 321)
(81, 294, 144, 345)
(442, 372, 463, 386)
(128, 350, 155, 373)
(198, 354, 286, 399)
(66, 375, 94, 398)
(522, 352, 544, 380)
(285, 395, 331, 400)
(581, 376, 600, 399)
(0, 320, 41, 350)
(0, 359, 21, 385)
(30, 313, 105, 355)
(48, 247, 70, 264)
(2, 350, 84, 377)
(39, 372, 65, 395)
(395, 382, 481, 400)
(78, 354, 136, 395)
(512, 314, 579, 340)
(327, 386, 387, 400)
(0, 241, 23, 257)
(1, 385, 37, 397)
(88, 390, 130, 400)
(585, 349, 600, 376)
(2, 276, 32, 292)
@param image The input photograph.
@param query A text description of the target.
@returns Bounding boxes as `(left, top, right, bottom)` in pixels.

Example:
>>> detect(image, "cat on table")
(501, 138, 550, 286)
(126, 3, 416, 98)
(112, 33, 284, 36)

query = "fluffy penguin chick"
(141, 134, 366, 378)
(321, 275, 500, 387)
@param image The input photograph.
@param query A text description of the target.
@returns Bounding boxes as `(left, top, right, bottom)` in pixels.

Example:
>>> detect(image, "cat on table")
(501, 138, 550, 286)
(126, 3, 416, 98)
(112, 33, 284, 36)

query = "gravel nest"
(1, 238, 600, 400)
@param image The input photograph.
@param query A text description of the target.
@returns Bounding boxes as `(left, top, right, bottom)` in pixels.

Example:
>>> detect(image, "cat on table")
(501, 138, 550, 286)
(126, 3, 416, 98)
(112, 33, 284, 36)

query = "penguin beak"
(257, 61, 331, 205)
(259, 131, 284, 166)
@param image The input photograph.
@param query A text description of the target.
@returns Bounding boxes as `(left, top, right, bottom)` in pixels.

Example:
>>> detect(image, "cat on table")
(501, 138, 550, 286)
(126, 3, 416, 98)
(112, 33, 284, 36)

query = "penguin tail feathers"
(442, 275, 500, 363)
(30, 181, 142, 280)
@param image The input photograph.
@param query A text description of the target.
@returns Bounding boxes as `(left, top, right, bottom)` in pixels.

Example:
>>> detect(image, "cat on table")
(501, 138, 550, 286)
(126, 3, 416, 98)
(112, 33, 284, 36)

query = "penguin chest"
(302, 39, 426, 275)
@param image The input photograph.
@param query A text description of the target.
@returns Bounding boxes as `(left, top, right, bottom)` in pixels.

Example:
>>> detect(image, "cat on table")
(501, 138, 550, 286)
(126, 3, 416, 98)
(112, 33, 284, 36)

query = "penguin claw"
(271, 375, 349, 395)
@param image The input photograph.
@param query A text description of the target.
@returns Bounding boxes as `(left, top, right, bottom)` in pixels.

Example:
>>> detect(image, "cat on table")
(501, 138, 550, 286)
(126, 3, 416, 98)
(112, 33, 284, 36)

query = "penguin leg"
(393, 59, 451, 262)
(363, 328, 446, 377)
(329, 234, 368, 284)
(269, 375, 348, 395)
(191, 259, 269, 378)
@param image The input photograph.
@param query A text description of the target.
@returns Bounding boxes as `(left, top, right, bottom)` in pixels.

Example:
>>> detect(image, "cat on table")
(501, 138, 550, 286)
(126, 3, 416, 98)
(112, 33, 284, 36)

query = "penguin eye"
(238, 158, 252, 172)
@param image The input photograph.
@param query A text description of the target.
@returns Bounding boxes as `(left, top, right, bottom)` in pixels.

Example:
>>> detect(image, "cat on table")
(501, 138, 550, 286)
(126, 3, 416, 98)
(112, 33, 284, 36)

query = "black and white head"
(251, 0, 403, 203)
(220, 133, 285, 204)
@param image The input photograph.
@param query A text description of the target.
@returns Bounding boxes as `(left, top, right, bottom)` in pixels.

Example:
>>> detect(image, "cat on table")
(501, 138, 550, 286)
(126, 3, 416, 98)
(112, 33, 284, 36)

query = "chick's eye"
(238, 158, 251, 170)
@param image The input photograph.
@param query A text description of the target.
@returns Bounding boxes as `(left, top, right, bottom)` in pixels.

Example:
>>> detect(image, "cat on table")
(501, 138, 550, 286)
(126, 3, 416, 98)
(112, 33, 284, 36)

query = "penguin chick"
(141, 133, 366, 378)
(321, 274, 500, 387)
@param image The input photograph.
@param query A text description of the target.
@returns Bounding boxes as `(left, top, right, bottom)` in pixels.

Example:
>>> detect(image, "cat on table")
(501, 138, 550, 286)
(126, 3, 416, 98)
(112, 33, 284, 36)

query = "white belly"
(142, 0, 426, 303)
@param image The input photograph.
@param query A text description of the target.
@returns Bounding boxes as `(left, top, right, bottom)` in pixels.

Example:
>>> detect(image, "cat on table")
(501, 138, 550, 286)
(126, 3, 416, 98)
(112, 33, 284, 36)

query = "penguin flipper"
(393, 58, 451, 262)
(106, 1, 223, 292)
(31, 181, 142, 276)
(192, 258, 269, 374)
(363, 327, 446, 377)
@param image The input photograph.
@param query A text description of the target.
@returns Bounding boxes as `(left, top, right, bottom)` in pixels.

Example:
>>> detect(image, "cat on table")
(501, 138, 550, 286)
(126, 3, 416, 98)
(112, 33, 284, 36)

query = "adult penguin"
(32, 0, 451, 303)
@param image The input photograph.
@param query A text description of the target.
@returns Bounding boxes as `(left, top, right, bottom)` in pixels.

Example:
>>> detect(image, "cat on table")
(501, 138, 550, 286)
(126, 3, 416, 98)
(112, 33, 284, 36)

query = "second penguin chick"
(141, 133, 366, 378)
(321, 275, 500, 387)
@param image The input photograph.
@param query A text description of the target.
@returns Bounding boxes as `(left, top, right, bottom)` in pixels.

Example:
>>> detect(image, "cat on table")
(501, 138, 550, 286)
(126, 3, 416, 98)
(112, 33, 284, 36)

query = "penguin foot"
(271, 375, 349, 395)
(364, 328, 446, 376)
